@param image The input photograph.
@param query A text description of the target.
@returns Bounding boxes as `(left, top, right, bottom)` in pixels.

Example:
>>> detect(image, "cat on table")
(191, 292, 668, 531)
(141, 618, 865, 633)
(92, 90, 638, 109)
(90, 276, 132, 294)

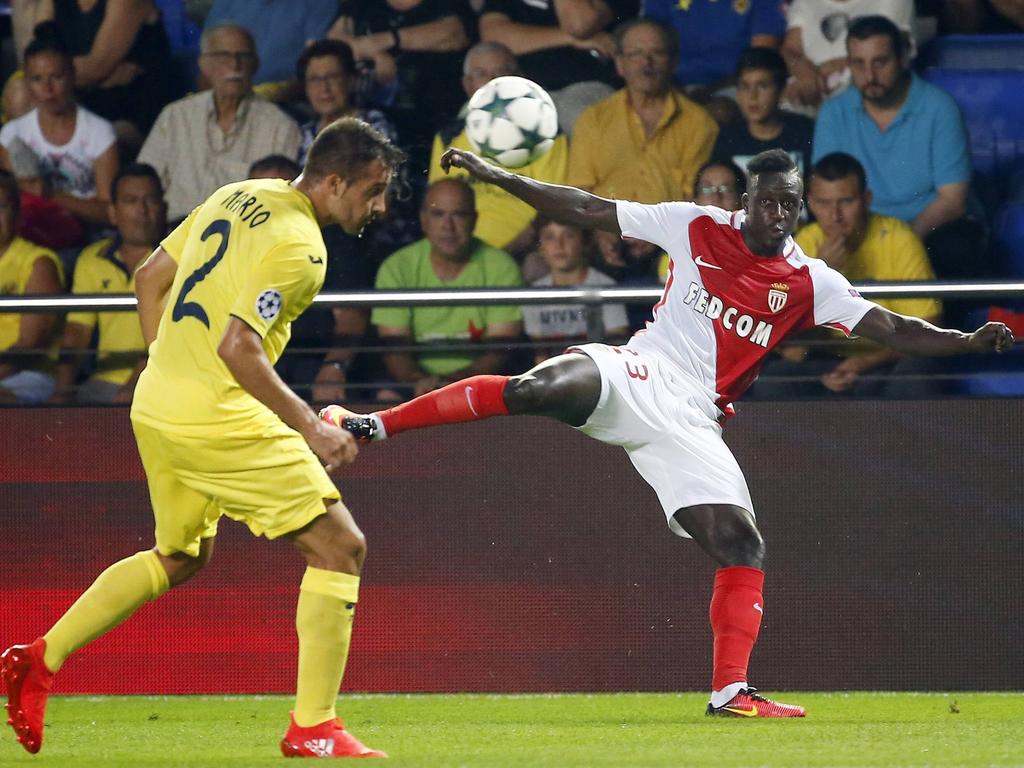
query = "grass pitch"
(0, 692, 1017, 767)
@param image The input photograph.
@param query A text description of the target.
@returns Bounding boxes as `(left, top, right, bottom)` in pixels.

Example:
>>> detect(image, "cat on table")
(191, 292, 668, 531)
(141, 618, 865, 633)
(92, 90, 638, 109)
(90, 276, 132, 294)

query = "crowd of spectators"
(0, 0, 1020, 405)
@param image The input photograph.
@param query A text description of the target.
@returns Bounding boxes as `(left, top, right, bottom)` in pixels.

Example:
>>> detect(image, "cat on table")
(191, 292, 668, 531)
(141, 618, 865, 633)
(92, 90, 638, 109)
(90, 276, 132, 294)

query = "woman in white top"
(0, 37, 118, 226)
(781, 0, 914, 109)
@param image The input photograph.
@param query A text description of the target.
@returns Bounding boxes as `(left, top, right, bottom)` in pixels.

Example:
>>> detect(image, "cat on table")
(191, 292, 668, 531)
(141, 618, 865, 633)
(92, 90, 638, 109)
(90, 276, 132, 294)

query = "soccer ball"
(465, 76, 558, 169)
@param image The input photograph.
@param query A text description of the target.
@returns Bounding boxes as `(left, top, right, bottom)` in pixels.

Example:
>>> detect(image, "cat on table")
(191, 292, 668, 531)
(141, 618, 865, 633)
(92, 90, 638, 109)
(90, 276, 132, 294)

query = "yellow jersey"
(0, 235, 64, 361)
(132, 179, 328, 437)
(67, 239, 146, 384)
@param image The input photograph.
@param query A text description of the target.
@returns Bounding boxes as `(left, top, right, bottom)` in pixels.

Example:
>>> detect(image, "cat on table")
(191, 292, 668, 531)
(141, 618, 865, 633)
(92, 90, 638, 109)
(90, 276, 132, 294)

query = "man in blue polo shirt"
(812, 15, 980, 280)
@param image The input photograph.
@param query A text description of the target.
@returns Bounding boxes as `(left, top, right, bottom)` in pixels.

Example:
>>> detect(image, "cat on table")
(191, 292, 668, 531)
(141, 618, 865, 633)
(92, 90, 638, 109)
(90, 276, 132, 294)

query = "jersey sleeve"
(616, 200, 701, 253)
(230, 242, 324, 338)
(160, 207, 200, 262)
(809, 261, 876, 336)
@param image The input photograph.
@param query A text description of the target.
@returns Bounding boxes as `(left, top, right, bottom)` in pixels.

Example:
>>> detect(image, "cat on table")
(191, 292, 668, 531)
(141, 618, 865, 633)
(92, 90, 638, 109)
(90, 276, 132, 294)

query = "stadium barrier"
(1, 401, 1021, 694)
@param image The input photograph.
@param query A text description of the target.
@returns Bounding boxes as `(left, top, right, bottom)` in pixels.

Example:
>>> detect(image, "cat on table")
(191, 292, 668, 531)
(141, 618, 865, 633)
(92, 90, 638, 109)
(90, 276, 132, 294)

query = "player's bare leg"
(673, 504, 804, 718)
(3, 539, 214, 753)
(280, 500, 387, 759)
(321, 352, 602, 439)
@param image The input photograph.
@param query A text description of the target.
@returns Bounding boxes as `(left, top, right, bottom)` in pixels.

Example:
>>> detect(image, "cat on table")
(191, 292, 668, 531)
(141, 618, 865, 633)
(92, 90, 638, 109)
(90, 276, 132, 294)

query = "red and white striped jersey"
(617, 200, 877, 416)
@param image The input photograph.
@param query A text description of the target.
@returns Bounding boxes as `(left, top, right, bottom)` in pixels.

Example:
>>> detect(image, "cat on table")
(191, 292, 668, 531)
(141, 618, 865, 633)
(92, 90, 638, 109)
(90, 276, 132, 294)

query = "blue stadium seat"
(921, 34, 1024, 69)
(958, 308, 1024, 396)
(992, 202, 1024, 277)
(154, 0, 200, 54)
(923, 68, 1024, 179)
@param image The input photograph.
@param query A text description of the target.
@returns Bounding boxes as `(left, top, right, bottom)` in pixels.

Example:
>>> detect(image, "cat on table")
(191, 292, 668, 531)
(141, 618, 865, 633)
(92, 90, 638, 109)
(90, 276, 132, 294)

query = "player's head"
(536, 215, 588, 273)
(297, 39, 356, 121)
(23, 34, 75, 115)
(735, 47, 787, 125)
(301, 116, 405, 234)
(846, 15, 910, 105)
(614, 19, 678, 98)
(109, 163, 166, 248)
(0, 170, 20, 247)
(249, 154, 302, 180)
(421, 178, 477, 262)
(462, 41, 518, 97)
(694, 160, 746, 210)
(742, 149, 803, 255)
(199, 23, 258, 100)
(807, 152, 872, 245)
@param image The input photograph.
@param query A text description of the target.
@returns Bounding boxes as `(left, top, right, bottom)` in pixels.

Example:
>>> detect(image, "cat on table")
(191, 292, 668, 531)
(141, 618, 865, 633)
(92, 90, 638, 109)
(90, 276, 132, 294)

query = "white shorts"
(570, 343, 754, 537)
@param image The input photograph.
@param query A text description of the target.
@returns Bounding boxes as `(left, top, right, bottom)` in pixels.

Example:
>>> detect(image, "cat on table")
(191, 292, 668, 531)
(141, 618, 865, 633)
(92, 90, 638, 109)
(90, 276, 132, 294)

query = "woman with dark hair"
(28, 0, 177, 142)
(295, 39, 398, 165)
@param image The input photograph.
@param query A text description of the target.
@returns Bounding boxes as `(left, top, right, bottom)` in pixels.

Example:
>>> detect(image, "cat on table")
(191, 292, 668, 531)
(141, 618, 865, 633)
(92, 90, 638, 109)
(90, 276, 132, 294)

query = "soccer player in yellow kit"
(1, 118, 403, 759)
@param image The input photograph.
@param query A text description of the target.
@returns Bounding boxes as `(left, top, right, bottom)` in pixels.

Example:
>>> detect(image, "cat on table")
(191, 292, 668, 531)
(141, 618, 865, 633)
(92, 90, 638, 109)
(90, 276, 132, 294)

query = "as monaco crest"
(767, 283, 789, 313)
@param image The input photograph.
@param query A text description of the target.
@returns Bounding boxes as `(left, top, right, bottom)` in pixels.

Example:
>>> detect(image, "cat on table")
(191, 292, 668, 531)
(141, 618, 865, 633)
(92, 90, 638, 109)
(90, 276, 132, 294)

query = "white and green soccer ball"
(464, 76, 558, 169)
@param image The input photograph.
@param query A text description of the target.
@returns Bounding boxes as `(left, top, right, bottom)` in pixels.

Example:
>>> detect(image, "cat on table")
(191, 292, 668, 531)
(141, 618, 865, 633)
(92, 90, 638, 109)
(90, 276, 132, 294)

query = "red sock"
(378, 375, 509, 437)
(709, 566, 765, 692)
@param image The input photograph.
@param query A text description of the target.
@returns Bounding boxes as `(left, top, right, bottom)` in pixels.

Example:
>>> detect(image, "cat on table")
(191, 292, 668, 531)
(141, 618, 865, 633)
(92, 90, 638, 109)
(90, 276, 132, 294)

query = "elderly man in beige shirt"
(138, 23, 301, 221)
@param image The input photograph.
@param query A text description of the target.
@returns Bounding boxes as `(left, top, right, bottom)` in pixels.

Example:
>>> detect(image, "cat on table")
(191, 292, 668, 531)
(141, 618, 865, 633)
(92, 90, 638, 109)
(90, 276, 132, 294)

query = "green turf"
(0, 693, 1018, 767)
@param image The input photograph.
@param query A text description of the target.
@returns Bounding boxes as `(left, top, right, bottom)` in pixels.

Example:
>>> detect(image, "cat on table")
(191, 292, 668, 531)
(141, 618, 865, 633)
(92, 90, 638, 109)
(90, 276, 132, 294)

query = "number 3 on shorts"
(172, 219, 232, 328)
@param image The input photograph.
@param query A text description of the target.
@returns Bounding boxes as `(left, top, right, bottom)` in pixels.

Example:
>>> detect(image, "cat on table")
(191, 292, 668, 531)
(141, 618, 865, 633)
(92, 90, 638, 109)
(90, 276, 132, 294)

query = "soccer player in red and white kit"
(324, 148, 1014, 718)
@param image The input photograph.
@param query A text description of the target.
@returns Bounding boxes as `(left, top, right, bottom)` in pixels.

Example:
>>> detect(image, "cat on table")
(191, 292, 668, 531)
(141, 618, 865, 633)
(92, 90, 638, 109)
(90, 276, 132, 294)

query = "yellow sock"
(293, 567, 360, 728)
(43, 550, 169, 673)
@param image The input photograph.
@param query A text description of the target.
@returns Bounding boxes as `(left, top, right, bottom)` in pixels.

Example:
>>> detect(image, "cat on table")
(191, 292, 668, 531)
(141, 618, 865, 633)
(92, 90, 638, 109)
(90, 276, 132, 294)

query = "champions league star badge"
(767, 283, 789, 313)
(256, 289, 283, 321)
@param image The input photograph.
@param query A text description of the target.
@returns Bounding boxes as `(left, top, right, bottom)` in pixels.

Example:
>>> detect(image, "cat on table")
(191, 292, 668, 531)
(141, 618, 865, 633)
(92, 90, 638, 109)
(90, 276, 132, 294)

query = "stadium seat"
(920, 34, 1024, 69)
(958, 307, 1024, 396)
(923, 68, 1024, 179)
(991, 202, 1024, 277)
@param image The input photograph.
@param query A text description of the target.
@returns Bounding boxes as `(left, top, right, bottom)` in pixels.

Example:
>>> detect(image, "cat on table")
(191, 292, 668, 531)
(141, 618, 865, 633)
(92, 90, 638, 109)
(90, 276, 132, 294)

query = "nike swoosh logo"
(694, 255, 722, 270)
(753, 602, 763, 614)
(465, 386, 479, 417)
(723, 705, 758, 717)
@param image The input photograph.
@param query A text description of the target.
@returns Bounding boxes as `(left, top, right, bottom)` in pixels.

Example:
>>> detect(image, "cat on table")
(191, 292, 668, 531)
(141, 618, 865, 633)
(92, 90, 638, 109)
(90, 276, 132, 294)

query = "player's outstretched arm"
(135, 247, 178, 347)
(441, 147, 621, 233)
(853, 306, 1015, 356)
(218, 317, 358, 471)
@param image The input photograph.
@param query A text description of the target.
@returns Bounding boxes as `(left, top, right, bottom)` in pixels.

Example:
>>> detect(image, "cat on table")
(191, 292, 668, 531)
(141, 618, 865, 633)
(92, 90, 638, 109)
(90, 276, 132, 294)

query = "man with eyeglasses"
(138, 23, 302, 223)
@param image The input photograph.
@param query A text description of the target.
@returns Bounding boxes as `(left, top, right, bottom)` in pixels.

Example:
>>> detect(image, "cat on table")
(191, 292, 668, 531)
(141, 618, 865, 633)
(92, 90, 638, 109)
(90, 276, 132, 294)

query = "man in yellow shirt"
(2, 119, 403, 759)
(569, 18, 718, 273)
(0, 171, 64, 403)
(789, 152, 943, 397)
(568, 18, 718, 205)
(51, 164, 167, 404)
(428, 41, 569, 257)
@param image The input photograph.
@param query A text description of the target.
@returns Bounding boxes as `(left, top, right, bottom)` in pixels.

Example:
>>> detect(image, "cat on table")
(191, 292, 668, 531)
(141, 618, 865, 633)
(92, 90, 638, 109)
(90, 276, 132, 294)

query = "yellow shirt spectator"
(429, 130, 569, 249)
(796, 213, 941, 320)
(66, 239, 146, 385)
(568, 88, 718, 203)
(0, 235, 63, 360)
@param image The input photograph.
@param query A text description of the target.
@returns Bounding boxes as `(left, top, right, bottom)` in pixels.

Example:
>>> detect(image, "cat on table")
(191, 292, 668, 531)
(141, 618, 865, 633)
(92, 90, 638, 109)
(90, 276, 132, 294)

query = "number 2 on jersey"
(172, 219, 231, 328)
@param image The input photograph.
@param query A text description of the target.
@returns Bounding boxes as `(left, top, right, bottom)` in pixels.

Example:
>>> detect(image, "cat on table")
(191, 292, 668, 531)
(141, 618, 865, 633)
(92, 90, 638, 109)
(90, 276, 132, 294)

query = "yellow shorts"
(132, 419, 340, 557)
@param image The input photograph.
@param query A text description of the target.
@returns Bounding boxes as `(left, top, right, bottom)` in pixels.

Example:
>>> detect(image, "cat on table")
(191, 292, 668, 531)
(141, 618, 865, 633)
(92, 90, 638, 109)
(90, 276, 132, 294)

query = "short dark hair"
(296, 38, 356, 83)
(810, 152, 868, 194)
(0, 170, 21, 217)
(695, 160, 747, 197)
(111, 163, 163, 203)
(248, 154, 302, 179)
(613, 18, 680, 61)
(847, 15, 906, 59)
(747, 149, 798, 180)
(534, 213, 583, 234)
(24, 26, 73, 66)
(735, 47, 788, 90)
(303, 117, 406, 182)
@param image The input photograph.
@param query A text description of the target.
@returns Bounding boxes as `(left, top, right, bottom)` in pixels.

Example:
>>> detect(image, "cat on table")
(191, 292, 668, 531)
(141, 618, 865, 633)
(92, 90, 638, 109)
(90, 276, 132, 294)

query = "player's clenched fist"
(303, 420, 358, 471)
(969, 322, 1015, 354)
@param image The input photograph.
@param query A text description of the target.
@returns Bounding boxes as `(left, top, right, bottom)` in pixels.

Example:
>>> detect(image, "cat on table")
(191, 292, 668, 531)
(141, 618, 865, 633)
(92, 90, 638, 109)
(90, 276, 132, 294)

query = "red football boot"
(280, 712, 388, 758)
(2, 638, 55, 753)
(705, 688, 806, 718)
